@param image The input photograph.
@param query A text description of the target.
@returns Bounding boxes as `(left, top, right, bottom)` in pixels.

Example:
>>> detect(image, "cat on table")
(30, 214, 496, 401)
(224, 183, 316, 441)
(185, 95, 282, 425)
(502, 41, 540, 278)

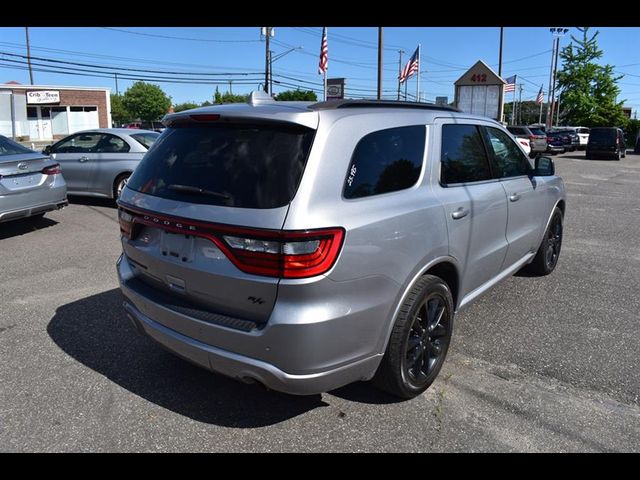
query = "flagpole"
(416, 44, 421, 102)
(538, 86, 544, 125)
(323, 71, 327, 102)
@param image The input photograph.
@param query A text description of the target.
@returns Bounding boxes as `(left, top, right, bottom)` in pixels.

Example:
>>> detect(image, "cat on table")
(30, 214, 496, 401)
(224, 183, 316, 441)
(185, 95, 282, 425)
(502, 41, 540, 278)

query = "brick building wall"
(12, 88, 109, 128)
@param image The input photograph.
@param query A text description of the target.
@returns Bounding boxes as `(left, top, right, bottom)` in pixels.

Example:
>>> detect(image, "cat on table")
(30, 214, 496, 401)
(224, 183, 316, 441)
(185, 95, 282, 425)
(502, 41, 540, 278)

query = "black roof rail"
(308, 99, 460, 112)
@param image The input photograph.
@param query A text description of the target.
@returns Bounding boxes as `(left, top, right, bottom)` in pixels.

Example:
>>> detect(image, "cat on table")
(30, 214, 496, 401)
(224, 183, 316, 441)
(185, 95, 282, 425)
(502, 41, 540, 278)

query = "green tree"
(556, 27, 627, 128)
(214, 87, 248, 104)
(504, 100, 546, 126)
(173, 101, 200, 113)
(110, 94, 132, 126)
(275, 89, 318, 101)
(122, 81, 172, 122)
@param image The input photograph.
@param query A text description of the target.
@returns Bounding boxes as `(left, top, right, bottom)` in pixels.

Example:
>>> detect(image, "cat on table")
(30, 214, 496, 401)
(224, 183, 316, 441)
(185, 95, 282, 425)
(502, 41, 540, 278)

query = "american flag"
(504, 75, 516, 93)
(318, 27, 328, 75)
(536, 85, 544, 104)
(399, 46, 419, 84)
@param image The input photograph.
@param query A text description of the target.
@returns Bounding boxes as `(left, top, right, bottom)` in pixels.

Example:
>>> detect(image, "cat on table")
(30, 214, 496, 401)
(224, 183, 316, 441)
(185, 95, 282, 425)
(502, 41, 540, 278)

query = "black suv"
(586, 127, 626, 160)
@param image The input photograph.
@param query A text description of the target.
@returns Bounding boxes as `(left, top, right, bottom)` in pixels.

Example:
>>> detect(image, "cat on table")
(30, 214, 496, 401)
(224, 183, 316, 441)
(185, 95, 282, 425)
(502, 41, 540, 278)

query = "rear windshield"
(126, 123, 315, 209)
(0, 136, 33, 156)
(589, 129, 616, 141)
(530, 128, 545, 135)
(130, 132, 160, 149)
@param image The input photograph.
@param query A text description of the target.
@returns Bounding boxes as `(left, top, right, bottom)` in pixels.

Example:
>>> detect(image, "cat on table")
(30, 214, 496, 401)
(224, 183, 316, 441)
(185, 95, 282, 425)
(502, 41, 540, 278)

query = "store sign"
(26, 90, 60, 104)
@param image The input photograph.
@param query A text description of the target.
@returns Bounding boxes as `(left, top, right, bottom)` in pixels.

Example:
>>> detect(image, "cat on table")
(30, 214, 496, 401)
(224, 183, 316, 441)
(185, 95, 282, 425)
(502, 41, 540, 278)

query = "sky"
(1, 26, 638, 115)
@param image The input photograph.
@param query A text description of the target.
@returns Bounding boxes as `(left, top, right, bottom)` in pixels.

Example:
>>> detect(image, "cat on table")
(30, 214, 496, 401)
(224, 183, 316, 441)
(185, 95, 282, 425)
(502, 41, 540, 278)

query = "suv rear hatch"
(118, 110, 337, 327)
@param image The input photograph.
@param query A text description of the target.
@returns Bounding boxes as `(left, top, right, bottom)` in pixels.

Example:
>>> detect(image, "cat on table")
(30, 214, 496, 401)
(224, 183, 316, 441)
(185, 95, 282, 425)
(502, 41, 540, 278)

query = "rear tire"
(372, 275, 454, 399)
(113, 173, 130, 199)
(526, 207, 563, 276)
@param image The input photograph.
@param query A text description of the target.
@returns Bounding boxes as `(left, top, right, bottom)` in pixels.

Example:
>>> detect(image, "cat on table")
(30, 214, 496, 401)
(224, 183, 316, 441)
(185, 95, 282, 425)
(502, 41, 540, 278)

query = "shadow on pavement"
(329, 381, 405, 405)
(47, 288, 328, 427)
(0, 215, 58, 240)
(68, 195, 117, 209)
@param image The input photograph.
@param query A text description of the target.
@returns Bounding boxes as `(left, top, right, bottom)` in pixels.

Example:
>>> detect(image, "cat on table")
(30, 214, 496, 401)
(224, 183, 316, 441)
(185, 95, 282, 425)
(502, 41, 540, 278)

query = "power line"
(101, 27, 261, 44)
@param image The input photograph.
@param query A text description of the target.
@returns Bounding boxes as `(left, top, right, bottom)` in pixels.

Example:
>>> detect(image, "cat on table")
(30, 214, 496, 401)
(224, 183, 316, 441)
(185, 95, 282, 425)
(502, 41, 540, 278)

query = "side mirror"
(534, 156, 555, 176)
(42, 145, 52, 155)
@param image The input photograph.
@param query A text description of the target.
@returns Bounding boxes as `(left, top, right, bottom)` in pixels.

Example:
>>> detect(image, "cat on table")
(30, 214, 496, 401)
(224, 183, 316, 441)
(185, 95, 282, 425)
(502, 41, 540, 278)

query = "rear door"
(50, 132, 103, 192)
(483, 126, 548, 269)
(118, 120, 317, 323)
(433, 121, 509, 300)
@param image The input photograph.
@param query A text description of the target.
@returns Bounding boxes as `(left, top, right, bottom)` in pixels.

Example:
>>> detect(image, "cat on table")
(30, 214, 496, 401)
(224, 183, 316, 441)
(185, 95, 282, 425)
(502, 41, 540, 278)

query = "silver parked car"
(44, 128, 160, 199)
(117, 93, 566, 399)
(0, 135, 67, 223)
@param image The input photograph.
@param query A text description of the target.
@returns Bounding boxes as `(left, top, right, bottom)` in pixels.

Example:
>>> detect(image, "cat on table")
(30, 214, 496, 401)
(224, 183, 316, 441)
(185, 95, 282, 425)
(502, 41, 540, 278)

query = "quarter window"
(440, 124, 492, 184)
(343, 126, 425, 199)
(485, 127, 531, 178)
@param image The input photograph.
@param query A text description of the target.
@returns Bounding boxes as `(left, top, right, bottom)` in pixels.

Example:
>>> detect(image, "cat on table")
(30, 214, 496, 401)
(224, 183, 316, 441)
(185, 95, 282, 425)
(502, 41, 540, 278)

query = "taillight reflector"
(42, 163, 61, 175)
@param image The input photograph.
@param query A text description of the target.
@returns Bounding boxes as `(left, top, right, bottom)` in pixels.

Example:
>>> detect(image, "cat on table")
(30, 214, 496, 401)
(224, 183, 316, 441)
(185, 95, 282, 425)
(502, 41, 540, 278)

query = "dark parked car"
(507, 125, 547, 157)
(546, 132, 566, 154)
(634, 134, 640, 154)
(553, 129, 580, 151)
(586, 127, 626, 160)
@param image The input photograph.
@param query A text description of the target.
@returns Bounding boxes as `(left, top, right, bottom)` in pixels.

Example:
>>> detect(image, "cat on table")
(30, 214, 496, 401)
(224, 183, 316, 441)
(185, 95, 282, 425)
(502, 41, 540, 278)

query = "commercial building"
(0, 82, 112, 142)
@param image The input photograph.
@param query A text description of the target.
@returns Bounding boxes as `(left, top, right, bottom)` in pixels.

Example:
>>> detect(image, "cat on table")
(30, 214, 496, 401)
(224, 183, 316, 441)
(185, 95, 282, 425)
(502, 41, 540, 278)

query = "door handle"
(451, 207, 470, 220)
(78, 156, 89, 163)
(509, 193, 520, 202)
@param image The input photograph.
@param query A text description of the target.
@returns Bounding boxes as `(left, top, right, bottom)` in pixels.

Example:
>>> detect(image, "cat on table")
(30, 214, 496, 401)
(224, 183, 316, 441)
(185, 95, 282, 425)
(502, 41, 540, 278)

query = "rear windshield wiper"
(167, 184, 231, 200)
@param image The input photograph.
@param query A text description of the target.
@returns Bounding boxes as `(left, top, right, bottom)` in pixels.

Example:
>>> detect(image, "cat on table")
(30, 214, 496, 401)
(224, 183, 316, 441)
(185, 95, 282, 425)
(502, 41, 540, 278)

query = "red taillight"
(189, 114, 220, 122)
(42, 163, 61, 175)
(528, 135, 536, 141)
(118, 206, 345, 279)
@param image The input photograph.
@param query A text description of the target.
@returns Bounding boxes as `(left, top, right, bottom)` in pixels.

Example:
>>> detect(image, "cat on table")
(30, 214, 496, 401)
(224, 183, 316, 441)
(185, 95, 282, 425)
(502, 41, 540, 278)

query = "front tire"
(526, 207, 563, 276)
(372, 275, 454, 399)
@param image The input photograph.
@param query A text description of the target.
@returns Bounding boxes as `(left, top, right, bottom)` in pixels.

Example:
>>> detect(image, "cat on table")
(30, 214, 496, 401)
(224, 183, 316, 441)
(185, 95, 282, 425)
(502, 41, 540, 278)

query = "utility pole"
(114, 73, 119, 95)
(377, 27, 383, 100)
(25, 27, 34, 85)
(229, 80, 233, 95)
(545, 37, 557, 129)
(397, 49, 404, 101)
(261, 27, 274, 94)
(498, 27, 504, 77)
(269, 50, 273, 96)
(556, 90, 561, 126)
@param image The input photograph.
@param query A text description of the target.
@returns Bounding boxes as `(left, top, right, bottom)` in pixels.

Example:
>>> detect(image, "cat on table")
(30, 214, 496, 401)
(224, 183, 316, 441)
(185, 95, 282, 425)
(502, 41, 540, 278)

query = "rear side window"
(126, 123, 314, 209)
(343, 126, 425, 199)
(440, 124, 492, 184)
(130, 132, 160, 149)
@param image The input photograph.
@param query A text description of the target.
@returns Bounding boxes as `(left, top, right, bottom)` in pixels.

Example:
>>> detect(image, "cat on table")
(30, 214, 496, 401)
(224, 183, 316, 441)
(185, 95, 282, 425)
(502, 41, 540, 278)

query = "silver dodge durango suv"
(117, 92, 566, 399)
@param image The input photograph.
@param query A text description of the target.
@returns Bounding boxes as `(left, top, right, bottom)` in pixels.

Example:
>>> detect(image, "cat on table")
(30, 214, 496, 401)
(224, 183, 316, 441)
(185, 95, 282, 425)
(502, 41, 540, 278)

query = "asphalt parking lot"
(1, 150, 640, 452)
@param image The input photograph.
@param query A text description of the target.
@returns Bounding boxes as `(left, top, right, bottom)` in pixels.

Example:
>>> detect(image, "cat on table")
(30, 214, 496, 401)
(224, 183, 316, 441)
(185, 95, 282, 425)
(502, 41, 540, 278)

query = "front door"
(483, 126, 548, 269)
(50, 132, 104, 192)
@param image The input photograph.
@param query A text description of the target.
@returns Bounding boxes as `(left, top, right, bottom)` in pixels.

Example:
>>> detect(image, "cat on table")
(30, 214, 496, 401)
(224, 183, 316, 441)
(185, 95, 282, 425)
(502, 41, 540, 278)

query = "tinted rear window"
(126, 123, 315, 209)
(130, 132, 160, 149)
(530, 128, 545, 135)
(0, 136, 33, 155)
(589, 129, 616, 141)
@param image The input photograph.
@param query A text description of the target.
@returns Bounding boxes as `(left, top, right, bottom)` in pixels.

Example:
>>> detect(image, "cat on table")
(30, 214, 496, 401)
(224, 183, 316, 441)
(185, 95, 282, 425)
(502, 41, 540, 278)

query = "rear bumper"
(117, 254, 394, 395)
(0, 188, 67, 222)
(547, 145, 565, 153)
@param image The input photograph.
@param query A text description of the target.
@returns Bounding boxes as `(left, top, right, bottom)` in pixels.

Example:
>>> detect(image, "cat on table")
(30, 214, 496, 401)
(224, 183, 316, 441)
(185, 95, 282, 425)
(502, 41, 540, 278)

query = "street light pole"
(397, 49, 404, 101)
(498, 27, 504, 78)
